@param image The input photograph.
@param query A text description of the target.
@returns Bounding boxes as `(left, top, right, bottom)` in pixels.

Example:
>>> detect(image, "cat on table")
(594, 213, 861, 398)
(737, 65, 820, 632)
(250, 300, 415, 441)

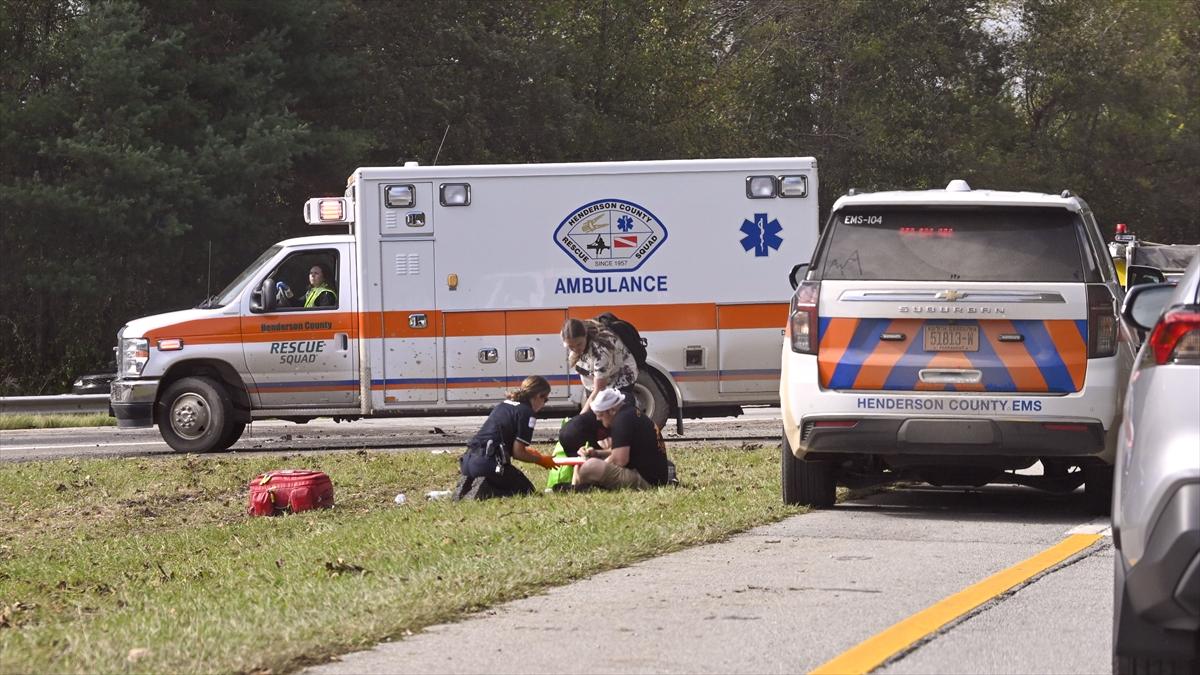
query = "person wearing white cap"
(573, 388, 669, 490)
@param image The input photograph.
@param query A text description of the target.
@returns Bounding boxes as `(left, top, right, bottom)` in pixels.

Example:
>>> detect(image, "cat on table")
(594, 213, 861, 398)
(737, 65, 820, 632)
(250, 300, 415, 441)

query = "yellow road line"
(809, 533, 1103, 675)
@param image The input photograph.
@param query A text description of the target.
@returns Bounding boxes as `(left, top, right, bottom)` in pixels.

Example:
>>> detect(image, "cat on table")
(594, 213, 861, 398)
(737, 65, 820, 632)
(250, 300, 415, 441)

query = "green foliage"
(1, 0, 1197, 391)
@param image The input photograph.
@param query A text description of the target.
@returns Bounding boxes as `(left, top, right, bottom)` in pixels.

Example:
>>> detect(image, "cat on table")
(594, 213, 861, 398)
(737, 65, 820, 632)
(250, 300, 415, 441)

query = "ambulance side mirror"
(252, 278, 276, 313)
(789, 263, 809, 290)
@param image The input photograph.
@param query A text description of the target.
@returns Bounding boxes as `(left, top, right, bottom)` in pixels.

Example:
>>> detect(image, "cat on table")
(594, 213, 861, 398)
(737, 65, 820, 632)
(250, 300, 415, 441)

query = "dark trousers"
(558, 385, 635, 456)
(460, 452, 534, 497)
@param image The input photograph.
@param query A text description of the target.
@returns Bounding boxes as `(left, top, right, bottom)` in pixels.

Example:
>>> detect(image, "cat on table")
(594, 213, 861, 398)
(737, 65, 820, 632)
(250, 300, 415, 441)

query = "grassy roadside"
(0, 445, 799, 674)
(0, 413, 116, 430)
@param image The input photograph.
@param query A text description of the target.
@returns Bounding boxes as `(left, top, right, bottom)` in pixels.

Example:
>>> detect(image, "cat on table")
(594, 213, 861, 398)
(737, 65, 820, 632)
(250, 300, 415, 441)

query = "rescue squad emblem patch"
(554, 199, 668, 273)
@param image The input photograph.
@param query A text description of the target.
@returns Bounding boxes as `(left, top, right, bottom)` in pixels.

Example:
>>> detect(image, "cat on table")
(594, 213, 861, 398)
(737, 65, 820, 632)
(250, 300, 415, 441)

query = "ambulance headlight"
(121, 338, 149, 377)
(440, 183, 471, 206)
(746, 176, 777, 199)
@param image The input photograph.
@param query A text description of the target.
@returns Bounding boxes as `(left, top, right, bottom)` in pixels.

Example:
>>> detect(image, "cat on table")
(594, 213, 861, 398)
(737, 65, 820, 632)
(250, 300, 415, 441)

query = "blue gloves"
(275, 281, 293, 301)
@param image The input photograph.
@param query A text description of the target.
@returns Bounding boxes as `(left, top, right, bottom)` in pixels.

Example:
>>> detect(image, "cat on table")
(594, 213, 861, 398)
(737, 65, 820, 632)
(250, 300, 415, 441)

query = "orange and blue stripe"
(818, 318, 1087, 393)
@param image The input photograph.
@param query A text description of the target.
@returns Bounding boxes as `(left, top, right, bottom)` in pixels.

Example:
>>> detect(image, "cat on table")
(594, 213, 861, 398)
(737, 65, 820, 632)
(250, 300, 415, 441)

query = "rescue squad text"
(856, 397, 1043, 413)
(270, 340, 325, 365)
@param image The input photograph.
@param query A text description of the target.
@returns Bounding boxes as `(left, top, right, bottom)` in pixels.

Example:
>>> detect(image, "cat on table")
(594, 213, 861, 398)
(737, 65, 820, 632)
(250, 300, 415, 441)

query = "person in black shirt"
(573, 388, 668, 490)
(455, 375, 557, 500)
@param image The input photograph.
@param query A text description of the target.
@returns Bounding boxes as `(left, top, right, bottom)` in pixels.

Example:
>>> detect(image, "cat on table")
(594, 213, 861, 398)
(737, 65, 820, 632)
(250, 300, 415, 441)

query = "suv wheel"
(781, 431, 836, 508)
(158, 376, 235, 453)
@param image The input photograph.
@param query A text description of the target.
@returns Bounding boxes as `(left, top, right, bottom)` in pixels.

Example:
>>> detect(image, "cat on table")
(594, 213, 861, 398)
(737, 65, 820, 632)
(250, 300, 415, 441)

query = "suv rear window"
(818, 207, 1086, 282)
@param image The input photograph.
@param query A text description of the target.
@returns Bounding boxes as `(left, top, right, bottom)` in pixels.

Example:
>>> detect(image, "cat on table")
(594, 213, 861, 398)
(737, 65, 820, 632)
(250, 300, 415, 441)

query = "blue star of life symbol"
(739, 213, 783, 257)
(616, 215, 634, 232)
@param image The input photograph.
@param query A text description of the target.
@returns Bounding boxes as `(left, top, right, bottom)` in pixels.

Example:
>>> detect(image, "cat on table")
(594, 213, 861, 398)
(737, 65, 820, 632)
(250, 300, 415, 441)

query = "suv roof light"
(945, 179, 971, 192)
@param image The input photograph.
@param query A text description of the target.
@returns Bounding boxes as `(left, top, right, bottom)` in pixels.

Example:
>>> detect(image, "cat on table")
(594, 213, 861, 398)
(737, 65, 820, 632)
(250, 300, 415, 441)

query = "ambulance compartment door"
(717, 303, 786, 394)
(505, 310, 572, 402)
(380, 240, 439, 403)
(444, 311, 506, 401)
(244, 244, 358, 407)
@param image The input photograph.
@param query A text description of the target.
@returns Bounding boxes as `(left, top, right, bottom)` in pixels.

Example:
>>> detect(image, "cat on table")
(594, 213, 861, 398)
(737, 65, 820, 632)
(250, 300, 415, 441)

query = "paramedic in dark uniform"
(573, 388, 668, 490)
(455, 375, 557, 500)
(558, 318, 638, 457)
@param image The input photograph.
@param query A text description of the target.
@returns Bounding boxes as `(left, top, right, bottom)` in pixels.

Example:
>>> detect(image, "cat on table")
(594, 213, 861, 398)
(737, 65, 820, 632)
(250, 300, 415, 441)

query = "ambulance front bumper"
(109, 379, 159, 428)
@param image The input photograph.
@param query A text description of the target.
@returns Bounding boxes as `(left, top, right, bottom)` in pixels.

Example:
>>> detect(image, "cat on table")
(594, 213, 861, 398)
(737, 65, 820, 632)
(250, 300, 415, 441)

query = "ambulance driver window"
(266, 251, 339, 311)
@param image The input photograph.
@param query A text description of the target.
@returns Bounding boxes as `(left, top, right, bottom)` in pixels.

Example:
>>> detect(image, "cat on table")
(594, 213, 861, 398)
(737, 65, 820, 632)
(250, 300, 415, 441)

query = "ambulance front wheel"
(158, 376, 235, 453)
(632, 371, 670, 430)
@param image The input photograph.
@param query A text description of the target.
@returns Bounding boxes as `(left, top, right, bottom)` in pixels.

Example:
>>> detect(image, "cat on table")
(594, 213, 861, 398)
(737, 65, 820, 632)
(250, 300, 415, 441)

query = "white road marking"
(1067, 518, 1113, 536)
(1, 440, 167, 451)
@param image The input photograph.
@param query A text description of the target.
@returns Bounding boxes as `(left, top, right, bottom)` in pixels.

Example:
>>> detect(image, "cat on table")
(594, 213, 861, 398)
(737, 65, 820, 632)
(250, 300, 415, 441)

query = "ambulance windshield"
(200, 245, 283, 308)
(819, 207, 1085, 282)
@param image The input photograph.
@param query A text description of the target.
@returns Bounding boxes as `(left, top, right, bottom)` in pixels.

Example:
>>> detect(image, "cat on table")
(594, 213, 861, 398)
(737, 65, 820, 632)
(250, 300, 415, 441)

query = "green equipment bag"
(544, 441, 574, 490)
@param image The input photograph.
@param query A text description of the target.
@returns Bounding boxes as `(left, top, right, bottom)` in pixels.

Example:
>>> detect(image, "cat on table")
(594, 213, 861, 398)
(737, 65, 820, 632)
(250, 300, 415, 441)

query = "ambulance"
(780, 180, 1137, 512)
(110, 158, 820, 453)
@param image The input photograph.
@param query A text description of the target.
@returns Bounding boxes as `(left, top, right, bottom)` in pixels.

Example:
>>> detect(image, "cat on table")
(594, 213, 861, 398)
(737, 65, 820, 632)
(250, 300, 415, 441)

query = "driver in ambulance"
(277, 264, 337, 309)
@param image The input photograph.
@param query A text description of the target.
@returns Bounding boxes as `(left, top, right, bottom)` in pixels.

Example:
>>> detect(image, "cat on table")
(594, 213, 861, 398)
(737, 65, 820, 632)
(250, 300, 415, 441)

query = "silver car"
(1113, 253, 1200, 674)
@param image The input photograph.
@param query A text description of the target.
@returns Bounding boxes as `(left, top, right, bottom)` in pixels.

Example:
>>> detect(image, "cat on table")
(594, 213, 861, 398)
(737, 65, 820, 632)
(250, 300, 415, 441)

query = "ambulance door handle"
(479, 348, 499, 364)
(409, 313, 428, 329)
(336, 333, 349, 351)
(515, 347, 535, 363)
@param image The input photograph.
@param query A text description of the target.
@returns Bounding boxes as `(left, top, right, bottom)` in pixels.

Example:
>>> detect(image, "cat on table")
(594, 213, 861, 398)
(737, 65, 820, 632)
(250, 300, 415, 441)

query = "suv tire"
(782, 431, 836, 508)
(158, 376, 235, 453)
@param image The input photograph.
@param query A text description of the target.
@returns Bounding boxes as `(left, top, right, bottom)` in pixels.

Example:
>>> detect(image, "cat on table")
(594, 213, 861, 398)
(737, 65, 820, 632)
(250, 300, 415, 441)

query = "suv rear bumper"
(1125, 482, 1200, 631)
(799, 418, 1105, 457)
(109, 379, 159, 429)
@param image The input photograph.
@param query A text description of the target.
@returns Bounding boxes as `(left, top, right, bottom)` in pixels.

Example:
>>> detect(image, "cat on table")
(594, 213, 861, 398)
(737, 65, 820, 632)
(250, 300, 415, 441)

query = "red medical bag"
(248, 469, 335, 516)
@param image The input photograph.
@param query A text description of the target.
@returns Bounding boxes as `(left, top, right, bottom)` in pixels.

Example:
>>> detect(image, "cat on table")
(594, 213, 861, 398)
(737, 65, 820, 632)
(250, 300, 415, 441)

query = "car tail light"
(1147, 307, 1200, 365)
(1087, 284, 1118, 358)
(789, 280, 820, 354)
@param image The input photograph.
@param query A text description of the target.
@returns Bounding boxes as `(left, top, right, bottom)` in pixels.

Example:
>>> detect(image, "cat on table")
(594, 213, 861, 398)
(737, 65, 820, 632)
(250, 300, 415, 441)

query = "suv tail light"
(1087, 284, 1118, 358)
(789, 280, 820, 354)
(1148, 307, 1200, 365)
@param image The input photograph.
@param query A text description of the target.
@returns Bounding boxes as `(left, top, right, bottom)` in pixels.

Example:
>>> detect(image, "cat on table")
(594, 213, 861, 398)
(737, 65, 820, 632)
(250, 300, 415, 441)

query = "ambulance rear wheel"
(158, 376, 234, 453)
(632, 371, 669, 429)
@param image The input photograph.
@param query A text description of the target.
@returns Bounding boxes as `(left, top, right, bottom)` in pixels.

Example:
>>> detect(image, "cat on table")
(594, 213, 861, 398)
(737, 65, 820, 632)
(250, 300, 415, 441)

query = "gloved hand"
(275, 281, 293, 301)
(529, 451, 557, 470)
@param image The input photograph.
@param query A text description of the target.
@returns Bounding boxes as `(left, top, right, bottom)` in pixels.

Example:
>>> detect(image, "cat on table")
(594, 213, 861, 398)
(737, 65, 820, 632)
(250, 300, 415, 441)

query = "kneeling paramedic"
(456, 375, 557, 500)
(573, 388, 668, 490)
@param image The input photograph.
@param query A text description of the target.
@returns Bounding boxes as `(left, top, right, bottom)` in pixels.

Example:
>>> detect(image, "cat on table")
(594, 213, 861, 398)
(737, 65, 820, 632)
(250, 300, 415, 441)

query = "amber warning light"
(304, 197, 353, 225)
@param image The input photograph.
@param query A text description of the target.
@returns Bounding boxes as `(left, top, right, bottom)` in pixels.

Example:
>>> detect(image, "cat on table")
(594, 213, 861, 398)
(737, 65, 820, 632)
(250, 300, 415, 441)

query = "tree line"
(1, 0, 1196, 393)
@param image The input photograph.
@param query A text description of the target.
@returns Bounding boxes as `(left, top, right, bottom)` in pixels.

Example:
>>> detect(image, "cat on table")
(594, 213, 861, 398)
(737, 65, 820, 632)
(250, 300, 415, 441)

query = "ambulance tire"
(216, 422, 246, 452)
(632, 370, 669, 430)
(781, 431, 836, 508)
(158, 376, 235, 454)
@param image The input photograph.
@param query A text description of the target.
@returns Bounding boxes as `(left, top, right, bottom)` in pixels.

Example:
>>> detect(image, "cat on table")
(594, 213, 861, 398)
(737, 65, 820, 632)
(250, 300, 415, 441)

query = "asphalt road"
(0, 408, 782, 462)
(306, 486, 1112, 675)
(0, 410, 1116, 673)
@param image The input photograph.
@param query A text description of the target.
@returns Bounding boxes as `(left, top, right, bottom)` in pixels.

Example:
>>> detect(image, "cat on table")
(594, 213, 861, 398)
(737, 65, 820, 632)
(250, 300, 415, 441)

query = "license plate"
(924, 325, 979, 352)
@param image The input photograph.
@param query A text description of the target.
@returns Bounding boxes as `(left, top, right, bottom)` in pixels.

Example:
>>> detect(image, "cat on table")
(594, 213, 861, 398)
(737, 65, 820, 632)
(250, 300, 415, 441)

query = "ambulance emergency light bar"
(304, 197, 353, 226)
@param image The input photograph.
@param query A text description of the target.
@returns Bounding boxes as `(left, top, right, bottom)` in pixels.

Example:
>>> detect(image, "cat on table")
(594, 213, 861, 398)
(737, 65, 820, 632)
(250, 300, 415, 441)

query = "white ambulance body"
(111, 158, 819, 452)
